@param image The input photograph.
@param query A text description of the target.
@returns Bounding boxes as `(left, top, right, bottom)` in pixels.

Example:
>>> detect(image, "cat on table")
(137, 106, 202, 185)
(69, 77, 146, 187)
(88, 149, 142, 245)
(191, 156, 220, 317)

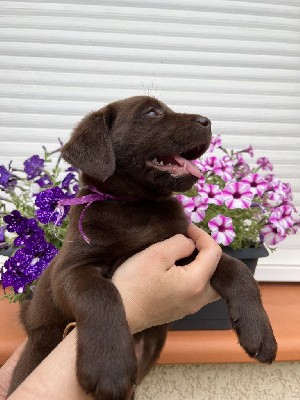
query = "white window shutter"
(0, 0, 299, 281)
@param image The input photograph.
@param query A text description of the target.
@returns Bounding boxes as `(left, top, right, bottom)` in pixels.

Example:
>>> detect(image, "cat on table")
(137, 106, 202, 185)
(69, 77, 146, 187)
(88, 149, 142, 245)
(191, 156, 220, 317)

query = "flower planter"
(171, 246, 269, 330)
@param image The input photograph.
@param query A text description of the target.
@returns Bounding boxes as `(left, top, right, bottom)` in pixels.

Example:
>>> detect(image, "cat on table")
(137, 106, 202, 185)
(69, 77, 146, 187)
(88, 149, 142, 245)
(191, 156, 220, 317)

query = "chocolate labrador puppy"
(8, 96, 277, 399)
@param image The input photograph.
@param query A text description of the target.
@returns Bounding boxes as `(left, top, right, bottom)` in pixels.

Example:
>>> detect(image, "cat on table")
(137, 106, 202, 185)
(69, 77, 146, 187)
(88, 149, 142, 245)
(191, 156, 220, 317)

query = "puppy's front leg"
(53, 265, 137, 400)
(211, 254, 277, 364)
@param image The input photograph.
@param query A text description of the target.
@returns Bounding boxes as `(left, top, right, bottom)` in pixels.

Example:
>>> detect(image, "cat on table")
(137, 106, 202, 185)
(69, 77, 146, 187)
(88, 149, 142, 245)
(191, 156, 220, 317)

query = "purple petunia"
(3, 210, 45, 246)
(0, 226, 6, 243)
(61, 172, 78, 194)
(14, 220, 45, 247)
(0, 165, 11, 188)
(222, 182, 254, 209)
(1, 236, 58, 293)
(24, 155, 44, 180)
(35, 174, 52, 188)
(208, 215, 236, 246)
(4, 210, 28, 234)
(35, 187, 69, 225)
(241, 173, 267, 197)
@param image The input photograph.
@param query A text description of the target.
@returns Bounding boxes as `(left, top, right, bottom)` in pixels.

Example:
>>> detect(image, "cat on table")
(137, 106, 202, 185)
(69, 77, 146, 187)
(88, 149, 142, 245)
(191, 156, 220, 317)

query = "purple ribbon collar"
(58, 186, 137, 244)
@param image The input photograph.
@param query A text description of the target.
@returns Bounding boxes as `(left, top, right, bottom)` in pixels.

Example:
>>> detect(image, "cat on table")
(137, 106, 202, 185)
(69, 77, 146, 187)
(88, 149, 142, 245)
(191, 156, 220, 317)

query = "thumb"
(145, 234, 195, 270)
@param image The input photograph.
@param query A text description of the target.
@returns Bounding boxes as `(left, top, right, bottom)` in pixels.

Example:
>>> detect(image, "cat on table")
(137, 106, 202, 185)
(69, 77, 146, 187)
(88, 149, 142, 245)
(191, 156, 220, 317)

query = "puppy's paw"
(230, 304, 277, 364)
(77, 348, 137, 400)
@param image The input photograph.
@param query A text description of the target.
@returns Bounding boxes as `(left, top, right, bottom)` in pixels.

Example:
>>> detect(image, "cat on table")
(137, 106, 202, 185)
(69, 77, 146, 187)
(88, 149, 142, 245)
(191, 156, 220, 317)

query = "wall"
(137, 363, 300, 400)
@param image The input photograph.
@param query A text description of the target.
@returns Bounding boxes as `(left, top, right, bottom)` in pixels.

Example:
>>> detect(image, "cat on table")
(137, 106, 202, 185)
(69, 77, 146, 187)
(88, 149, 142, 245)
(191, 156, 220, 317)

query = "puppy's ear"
(61, 106, 116, 181)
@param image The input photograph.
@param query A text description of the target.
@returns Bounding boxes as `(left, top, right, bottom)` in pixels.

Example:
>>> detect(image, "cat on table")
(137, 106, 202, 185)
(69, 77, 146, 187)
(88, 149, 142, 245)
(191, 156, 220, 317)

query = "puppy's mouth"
(146, 144, 207, 178)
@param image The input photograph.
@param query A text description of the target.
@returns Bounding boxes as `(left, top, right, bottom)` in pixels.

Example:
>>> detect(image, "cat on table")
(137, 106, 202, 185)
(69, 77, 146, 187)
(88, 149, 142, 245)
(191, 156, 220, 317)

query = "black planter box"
(171, 246, 269, 331)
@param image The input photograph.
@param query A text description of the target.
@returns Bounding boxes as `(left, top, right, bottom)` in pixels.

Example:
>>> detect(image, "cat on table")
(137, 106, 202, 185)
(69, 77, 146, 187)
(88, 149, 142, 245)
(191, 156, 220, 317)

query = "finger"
(145, 234, 195, 269)
(183, 224, 222, 282)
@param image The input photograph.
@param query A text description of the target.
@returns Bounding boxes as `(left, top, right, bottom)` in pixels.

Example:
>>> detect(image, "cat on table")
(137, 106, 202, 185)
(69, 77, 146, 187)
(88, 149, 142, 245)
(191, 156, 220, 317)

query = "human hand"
(1, 225, 221, 400)
(112, 224, 221, 334)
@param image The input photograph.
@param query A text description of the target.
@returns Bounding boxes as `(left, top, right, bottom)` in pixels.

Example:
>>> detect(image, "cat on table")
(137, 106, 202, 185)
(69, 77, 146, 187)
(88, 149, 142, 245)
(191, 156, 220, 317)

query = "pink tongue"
(173, 156, 202, 178)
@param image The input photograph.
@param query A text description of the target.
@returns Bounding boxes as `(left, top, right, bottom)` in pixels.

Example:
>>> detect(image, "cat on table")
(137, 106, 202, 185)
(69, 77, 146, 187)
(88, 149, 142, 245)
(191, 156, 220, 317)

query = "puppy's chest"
(84, 198, 188, 256)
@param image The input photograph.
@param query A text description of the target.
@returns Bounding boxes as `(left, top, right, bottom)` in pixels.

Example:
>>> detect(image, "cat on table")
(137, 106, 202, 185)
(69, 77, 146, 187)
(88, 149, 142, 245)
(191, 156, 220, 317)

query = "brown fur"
(8, 96, 277, 400)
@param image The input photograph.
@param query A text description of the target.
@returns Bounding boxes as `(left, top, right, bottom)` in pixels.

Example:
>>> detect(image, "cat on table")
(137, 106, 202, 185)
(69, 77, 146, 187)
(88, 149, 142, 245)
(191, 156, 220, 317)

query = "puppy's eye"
(145, 107, 158, 117)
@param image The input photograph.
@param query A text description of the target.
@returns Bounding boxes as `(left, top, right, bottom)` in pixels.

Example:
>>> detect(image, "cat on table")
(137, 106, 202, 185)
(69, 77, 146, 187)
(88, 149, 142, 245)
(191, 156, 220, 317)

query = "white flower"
(0, 255, 9, 280)
(0, 255, 8, 268)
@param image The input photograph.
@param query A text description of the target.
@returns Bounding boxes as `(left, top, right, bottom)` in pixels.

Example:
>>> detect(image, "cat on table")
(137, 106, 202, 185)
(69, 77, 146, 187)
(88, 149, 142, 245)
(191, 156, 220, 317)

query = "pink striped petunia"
(208, 214, 235, 246)
(240, 145, 254, 158)
(257, 157, 273, 171)
(269, 205, 294, 234)
(191, 195, 209, 223)
(176, 194, 209, 223)
(213, 156, 234, 182)
(241, 173, 267, 197)
(197, 156, 220, 173)
(222, 182, 254, 209)
(197, 183, 223, 205)
(260, 224, 286, 246)
(209, 134, 222, 152)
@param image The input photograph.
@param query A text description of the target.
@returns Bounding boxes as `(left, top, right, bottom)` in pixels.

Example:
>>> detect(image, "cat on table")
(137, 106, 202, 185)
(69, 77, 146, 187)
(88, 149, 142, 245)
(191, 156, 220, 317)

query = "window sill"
(0, 283, 299, 365)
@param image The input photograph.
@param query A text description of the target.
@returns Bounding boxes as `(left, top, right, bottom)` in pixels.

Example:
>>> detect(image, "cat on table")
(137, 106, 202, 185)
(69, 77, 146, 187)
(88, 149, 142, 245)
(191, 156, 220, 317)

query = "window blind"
(0, 0, 299, 281)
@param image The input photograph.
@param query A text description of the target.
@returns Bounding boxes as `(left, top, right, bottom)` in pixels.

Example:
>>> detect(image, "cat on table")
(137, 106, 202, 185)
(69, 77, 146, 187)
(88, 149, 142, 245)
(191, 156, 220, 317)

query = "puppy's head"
(61, 96, 212, 194)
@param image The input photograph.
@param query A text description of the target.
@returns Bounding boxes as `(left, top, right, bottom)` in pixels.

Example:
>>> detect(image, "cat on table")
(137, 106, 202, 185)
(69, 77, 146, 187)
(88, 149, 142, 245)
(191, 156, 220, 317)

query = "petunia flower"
(4, 210, 28, 234)
(241, 173, 267, 197)
(176, 194, 195, 217)
(35, 174, 52, 188)
(257, 157, 273, 171)
(0, 226, 5, 243)
(176, 194, 209, 223)
(1, 236, 58, 293)
(288, 214, 300, 235)
(0, 165, 11, 188)
(260, 224, 286, 246)
(3, 210, 45, 246)
(197, 183, 223, 205)
(269, 205, 294, 234)
(208, 215, 236, 246)
(235, 153, 247, 167)
(233, 154, 251, 179)
(264, 177, 291, 207)
(222, 182, 254, 209)
(191, 195, 209, 223)
(14, 219, 45, 247)
(209, 135, 222, 152)
(240, 145, 254, 158)
(61, 172, 78, 194)
(197, 156, 220, 173)
(213, 156, 234, 182)
(35, 187, 70, 226)
(24, 155, 44, 180)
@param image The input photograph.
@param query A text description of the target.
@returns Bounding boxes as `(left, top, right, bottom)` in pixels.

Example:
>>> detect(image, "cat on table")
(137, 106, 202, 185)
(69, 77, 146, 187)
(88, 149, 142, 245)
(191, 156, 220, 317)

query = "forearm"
(8, 330, 89, 400)
(7, 306, 141, 400)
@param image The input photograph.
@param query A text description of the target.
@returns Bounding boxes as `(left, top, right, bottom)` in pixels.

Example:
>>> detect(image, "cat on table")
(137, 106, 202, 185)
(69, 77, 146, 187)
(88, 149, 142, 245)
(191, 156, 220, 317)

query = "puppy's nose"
(196, 115, 211, 128)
